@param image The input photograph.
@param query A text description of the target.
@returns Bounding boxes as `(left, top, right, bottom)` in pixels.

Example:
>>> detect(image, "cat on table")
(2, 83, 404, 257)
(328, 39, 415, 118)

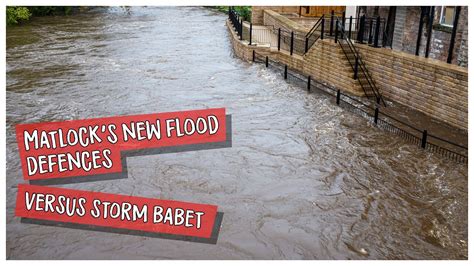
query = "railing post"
(265, 56, 268, 67)
(357, 15, 365, 43)
(249, 23, 253, 45)
(284, 65, 287, 79)
(421, 130, 428, 149)
(368, 18, 373, 44)
(373, 16, 380, 47)
(233, 13, 236, 29)
(335, 22, 338, 43)
(307, 76, 311, 91)
(290, 31, 294, 55)
(342, 11, 346, 28)
(241, 19, 244, 39)
(415, 8, 425, 56)
(305, 37, 309, 53)
(425, 6, 435, 58)
(252, 50, 255, 62)
(239, 18, 243, 40)
(321, 18, 325, 40)
(374, 107, 379, 124)
(336, 90, 341, 105)
(348, 16, 353, 40)
(330, 10, 334, 36)
(382, 20, 387, 47)
(278, 28, 281, 51)
(447, 6, 462, 63)
(353, 57, 359, 79)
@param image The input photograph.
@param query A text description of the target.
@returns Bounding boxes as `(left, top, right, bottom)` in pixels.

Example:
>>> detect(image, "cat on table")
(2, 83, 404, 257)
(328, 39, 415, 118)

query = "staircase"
(335, 19, 386, 106)
(303, 15, 386, 106)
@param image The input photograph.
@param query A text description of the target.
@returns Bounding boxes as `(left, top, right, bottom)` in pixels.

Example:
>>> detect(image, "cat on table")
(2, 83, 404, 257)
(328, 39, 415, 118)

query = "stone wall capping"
(355, 42, 468, 75)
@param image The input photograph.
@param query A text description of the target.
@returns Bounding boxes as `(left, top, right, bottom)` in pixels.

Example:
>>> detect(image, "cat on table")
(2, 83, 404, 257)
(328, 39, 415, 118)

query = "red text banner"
(15, 108, 227, 181)
(15, 184, 218, 238)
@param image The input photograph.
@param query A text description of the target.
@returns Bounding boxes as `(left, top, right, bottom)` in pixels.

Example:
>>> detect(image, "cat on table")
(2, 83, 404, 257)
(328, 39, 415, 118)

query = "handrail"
(335, 18, 387, 106)
(338, 39, 373, 99)
(305, 16, 323, 38)
(335, 20, 376, 99)
(304, 16, 326, 53)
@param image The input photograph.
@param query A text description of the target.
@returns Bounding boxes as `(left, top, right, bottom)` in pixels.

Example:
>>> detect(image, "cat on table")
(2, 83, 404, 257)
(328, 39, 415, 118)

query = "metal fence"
(302, 12, 391, 54)
(231, 7, 392, 58)
(252, 51, 467, 164)
(342, 15, 389, 48)
(230, 8, 307, 56)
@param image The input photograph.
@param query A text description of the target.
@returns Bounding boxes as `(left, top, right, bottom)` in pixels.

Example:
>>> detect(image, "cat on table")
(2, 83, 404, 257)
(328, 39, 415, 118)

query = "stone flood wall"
(356, 44, 468, 130)
(228, 20, 363, 96)
(227, 20, 468, 130)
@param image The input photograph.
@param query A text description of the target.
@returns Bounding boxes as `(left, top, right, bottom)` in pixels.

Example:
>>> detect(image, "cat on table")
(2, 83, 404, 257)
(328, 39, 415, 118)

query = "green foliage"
(27, 6, 73, 16)
(6, 6, 31, 25)
(213, 6, 252, 21)
(6, 6, 74, 26)
(232, 6, 251, 21)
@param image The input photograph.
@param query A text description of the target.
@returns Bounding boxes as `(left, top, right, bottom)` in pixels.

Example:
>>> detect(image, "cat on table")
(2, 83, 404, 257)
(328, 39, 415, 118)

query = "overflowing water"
(6, 7, 467, 259)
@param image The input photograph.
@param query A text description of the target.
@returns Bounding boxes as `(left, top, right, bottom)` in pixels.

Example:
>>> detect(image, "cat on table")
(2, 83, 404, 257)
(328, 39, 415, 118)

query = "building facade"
(251, 6, 468, 67)
(361, 6, 468, 67)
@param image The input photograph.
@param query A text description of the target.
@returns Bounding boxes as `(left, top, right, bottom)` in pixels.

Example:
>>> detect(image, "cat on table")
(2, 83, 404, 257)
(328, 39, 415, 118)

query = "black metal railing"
(230, 8, 391, 56)
(251, 51, 467, 164)
(304, 13, 391, 54)
(335, 18, 386, 106)
(304, 15, 324, 53)
(262, 26, 307, 56)
(353, 15, 388, 47)
(231, 10, 388, 107)
(231, 8, 300, 51)
(229, 8, 243, 40)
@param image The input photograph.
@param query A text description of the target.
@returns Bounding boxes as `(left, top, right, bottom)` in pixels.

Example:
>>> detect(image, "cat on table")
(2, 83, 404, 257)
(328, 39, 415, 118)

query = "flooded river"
(6, 7, 468, 259)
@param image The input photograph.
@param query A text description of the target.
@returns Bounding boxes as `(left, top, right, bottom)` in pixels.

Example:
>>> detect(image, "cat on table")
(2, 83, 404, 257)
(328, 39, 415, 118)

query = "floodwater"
(6, 7, 468, 259)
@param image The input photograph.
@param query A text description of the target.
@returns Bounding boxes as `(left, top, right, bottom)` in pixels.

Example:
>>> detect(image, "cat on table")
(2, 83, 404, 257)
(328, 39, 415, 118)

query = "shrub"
(6, 6, 31, 25)
(213, 6, 252, 21)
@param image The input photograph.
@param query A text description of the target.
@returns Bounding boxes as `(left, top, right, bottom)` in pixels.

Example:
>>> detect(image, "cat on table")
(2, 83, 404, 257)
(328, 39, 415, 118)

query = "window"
(440, 6, 456, 27)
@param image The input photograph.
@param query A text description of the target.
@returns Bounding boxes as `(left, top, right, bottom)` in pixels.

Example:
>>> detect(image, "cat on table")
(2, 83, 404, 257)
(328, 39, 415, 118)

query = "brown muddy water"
(6, 6, 468, 259)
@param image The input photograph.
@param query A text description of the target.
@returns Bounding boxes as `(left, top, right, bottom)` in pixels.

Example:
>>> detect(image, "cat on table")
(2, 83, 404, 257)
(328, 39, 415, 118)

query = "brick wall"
(455, 7, 468, 67)
(392, 6, 407, 51)
(365, 6, 468, 68)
